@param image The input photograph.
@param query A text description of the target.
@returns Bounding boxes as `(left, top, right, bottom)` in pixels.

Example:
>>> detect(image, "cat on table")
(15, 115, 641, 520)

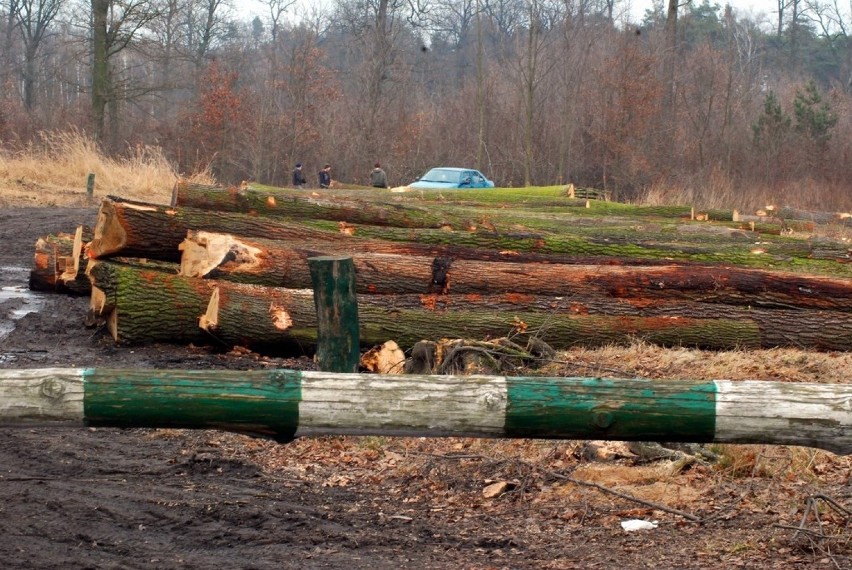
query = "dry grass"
(540, 341, 852, 384)
(0, 130, 214, 207)
(643, 173, 852, 216)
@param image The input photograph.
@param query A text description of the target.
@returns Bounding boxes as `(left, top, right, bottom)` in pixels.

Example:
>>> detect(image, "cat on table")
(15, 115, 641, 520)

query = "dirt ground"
(1, 207, 851, 569)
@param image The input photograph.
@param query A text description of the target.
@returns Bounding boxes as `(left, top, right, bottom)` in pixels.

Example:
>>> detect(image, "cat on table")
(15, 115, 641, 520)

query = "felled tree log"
(199, 284, 765, 352)
(174, 182, 740, 223)
(2, 368, 851, 454)
(342, 224, 852, 275)
(86, 259, 209, 344)
(29, 228, 91, 295)
(385, 294, 852, 352)
(90, 197, 851, 275)
(87, 260, 764, 350)
(179, 231, 852, 311)
(87, 197, 354, 261)
(769, 206, 852, 227)
(172, 181, 500, 231)
(89, 197, 553, 265)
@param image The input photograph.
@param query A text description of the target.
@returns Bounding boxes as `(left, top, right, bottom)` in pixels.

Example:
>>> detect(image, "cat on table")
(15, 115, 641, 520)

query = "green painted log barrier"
(1, 368, 850, 454)
(308, 256, 360, 372)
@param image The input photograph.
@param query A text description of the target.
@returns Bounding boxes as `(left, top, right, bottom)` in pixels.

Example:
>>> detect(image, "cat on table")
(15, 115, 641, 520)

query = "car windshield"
(420, 169, 462, 183)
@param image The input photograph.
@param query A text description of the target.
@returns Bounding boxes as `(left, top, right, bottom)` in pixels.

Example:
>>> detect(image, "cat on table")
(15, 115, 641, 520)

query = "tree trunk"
(179, 230, 852, 311)
(88, 260, 852, 352)
(90, 0, 110, 142)
(172, 181, 523, 231)
(88, 260, 765, 350)
(2, 368, 850, 455)
(200, 281, 765, 352)
(86, 259, 209, 344)
(91, 197, 573, 265)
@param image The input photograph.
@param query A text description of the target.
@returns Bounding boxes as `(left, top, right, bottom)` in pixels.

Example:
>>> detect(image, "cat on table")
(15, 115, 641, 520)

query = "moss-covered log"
(88, 262, 763, 351)
(179, 231, 852, 311)
(172, 181, 505, 231)
(89, 197, 573, 265)
(342, 223, 852, 276)
(389, 294, 852, 352)
(86, 259, 209, 344)
(87, 261, 852, 352)
(197, 283, 763, 352)
(90, 197, 851, 276)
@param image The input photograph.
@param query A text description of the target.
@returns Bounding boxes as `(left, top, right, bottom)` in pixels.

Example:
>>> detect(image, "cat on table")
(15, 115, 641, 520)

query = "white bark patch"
(0, 368, 86, 423)
(199, 287, 220, 331)
(715, 380, 852, 455)
(269, 304, 293, 330)
(297, 373, 508, 437)
(180, 231, 263, 278)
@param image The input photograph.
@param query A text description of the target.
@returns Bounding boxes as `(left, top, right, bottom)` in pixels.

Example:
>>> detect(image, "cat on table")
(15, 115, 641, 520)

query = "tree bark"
(88, 260, 763, 350)
(92, 197, 572, 265)
(179, 230, 852, 311)
(87, 260, 852, 352)
(86, 259, 209, 344)
(172, 181, 499, 230)
(198, 283, 764, 352)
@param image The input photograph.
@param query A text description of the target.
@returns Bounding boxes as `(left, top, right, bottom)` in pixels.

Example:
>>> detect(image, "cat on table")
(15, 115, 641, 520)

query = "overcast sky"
(630, 1, 778, 21)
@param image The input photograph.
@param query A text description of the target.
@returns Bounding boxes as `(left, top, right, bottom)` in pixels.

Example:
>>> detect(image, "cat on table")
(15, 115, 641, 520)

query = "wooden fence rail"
(1, 368, 850, 454)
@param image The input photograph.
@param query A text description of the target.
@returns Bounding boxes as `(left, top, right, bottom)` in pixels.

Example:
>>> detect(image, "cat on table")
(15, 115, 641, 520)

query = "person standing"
(292, 163, 307, 188)
(370, 162, 387, 188)
(318, 164, 332, 189)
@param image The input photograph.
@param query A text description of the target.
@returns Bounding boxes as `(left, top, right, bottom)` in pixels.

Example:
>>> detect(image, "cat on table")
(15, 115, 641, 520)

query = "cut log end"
(59, 226, 84, 283)
(88, 200, 129, 259)
(199, 287, 220, 331)
(361, 340, 406, 374)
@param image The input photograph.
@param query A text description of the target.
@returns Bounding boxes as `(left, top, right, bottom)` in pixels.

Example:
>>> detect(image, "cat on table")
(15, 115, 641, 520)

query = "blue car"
(409, 167, 495, 189)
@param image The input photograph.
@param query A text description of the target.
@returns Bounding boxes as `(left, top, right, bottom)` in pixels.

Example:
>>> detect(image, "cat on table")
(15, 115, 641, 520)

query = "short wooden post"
(86, 173, 95, 202)
(308, 255, 360, 372)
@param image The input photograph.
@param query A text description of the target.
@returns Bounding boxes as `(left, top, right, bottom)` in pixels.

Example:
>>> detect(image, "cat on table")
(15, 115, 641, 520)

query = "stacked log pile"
(33, 182, 852, 355)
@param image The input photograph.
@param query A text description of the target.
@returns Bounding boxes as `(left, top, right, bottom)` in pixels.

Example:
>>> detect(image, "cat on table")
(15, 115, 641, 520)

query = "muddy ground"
(1, 207, 850, 569)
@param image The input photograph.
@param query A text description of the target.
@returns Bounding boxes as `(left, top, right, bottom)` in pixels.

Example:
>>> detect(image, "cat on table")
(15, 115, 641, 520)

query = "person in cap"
(292, 163, 307, 188)
(370, 162, 387, 188)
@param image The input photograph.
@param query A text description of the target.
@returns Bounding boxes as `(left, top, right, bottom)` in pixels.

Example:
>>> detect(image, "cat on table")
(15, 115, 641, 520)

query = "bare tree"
(516, 0, 560, 185)
(263, 0, 295, 43)
(2, 0, 21, 90)
(16, 0, 64, 111)
(334, 0, 424, 160)
(183, 0, 234, 68)
(660, 0, 688, 157)
(90, 0, 160, 144)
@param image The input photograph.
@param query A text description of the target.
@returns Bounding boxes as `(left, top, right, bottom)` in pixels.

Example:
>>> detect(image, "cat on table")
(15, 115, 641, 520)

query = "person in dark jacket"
(318, 164, 332, 189)
(292, 163, 307, 188)
(370, 162, 387, 188)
